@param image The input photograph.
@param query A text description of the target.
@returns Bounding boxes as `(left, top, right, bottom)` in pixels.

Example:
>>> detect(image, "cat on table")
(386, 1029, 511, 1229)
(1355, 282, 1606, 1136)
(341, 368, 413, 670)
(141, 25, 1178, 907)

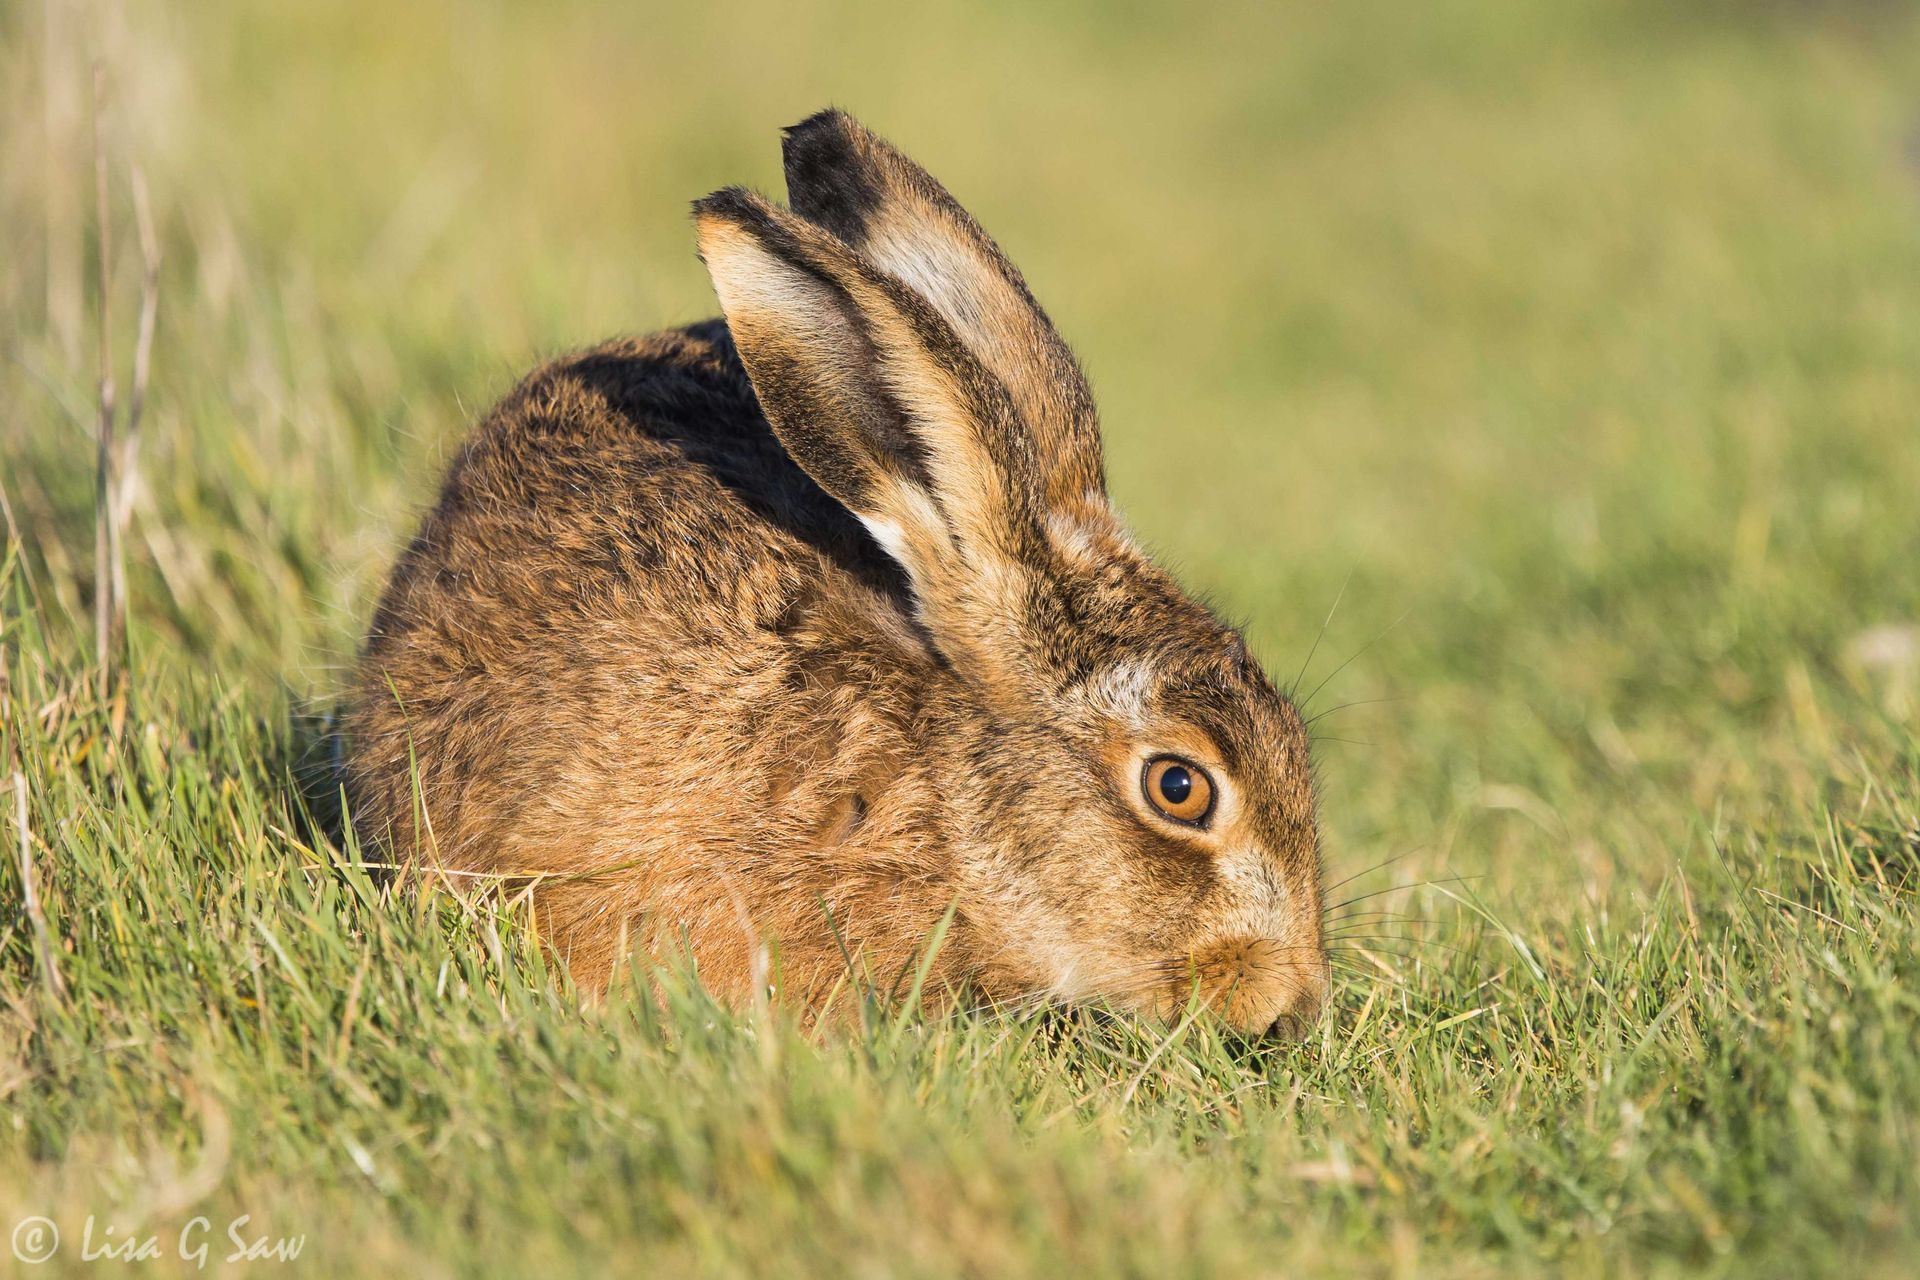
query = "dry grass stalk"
(92, 62, 116, 686)
(88, 62, 161, 699)
(12, 771, 67, 1003)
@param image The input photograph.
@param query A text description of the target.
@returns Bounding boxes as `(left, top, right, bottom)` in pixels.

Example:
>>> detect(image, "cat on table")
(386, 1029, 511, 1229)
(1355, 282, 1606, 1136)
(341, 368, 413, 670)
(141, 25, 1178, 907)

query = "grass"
(5, 0, 1920, 1274)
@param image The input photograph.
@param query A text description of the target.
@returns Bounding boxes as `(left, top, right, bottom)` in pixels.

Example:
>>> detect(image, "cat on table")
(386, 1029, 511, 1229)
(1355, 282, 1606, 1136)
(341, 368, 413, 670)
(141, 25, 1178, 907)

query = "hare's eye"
(1142, 756, 1215, 826)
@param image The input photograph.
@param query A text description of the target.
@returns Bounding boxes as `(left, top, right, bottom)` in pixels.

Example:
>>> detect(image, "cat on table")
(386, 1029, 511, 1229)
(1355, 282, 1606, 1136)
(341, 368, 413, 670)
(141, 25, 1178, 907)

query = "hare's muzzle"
(1180, 935, 1329, 1040)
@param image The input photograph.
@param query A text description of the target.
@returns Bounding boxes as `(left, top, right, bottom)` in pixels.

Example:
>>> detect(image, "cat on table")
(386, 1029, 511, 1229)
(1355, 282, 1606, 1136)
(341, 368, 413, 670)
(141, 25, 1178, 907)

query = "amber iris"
(1142, 756, 1215, 825)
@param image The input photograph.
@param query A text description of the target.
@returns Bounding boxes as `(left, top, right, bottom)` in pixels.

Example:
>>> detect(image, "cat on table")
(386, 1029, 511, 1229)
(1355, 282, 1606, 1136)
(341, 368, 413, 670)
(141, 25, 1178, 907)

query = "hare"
(343, 110, 1327, 1037)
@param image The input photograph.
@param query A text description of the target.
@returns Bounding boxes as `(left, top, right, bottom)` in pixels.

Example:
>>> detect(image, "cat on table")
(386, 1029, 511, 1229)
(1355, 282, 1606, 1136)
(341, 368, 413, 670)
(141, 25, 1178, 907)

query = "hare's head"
(696, 111, 1325, 1038)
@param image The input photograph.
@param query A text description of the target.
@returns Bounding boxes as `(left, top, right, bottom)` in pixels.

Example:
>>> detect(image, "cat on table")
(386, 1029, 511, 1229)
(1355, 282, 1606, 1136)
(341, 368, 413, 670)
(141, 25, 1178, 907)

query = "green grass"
(6, 0, 1920, 1274)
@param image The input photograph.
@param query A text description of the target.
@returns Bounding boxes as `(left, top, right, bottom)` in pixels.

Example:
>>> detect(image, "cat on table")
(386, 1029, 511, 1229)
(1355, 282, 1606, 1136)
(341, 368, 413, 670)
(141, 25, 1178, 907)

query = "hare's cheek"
(1204, 843, 1298, 936)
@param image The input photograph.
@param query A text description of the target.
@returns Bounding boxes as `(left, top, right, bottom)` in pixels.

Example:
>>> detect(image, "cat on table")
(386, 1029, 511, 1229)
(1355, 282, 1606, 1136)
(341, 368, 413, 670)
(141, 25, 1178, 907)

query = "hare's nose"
(1184, 934, 1329, 1036)
(1263, 1012, 1313, 1041)
(1260, 974, 1328, 1042)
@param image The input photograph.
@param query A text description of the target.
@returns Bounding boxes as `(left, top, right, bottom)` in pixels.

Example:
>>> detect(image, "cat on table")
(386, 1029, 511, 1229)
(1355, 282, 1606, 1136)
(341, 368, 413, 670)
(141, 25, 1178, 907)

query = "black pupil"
(1158, 765, 1193, 806)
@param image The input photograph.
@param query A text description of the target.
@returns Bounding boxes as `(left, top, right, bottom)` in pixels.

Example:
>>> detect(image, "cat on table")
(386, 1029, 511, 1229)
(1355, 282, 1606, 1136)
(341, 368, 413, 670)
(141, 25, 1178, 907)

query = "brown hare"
(344, 110, 1327, 1037)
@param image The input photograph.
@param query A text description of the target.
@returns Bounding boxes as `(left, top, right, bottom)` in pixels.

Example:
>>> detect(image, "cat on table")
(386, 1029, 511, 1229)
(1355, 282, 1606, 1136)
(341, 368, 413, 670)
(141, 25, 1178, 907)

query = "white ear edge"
(855, 483, 957, 577)
(702, 225, 848, 343)
(864, 224, 991, 339)
(856, 514, 910, 565)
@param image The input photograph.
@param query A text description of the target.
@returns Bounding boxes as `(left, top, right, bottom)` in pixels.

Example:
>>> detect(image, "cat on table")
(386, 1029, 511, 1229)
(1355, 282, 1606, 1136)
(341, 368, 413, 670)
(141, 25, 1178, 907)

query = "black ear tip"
(691, 185, 767, 224)
(785, 107, 860, 141)
(782, 107, 868, 166)
(782, 110, 890, 234)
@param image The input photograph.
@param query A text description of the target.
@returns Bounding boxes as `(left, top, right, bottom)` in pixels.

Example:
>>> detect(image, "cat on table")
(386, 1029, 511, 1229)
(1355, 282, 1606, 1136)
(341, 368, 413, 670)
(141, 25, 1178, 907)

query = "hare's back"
(427, 320, 903, 617)
(346, 321, 917, 869)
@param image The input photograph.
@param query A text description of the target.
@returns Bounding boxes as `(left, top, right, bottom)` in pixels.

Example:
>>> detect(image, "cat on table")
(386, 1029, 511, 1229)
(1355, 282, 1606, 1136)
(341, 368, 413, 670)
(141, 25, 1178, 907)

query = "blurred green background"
(5, 0, 1920, 1274)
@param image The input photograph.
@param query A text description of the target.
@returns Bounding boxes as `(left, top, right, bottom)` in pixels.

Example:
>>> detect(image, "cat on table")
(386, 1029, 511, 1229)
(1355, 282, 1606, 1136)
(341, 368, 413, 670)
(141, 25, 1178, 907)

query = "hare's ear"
(782, 110, 1106, 519)
(695, 187, 1046, 689)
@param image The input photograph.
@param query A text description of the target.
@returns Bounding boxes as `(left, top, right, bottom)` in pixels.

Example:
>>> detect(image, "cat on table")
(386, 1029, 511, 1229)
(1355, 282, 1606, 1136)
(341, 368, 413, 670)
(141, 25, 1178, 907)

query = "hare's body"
(347, 323, 967, 997)
(348, 112, 1329, 1034)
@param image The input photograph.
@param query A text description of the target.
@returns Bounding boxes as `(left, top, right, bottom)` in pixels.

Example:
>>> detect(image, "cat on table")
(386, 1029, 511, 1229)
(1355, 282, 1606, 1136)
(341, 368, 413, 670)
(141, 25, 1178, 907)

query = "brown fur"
(344, 111, 1326, 1035)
